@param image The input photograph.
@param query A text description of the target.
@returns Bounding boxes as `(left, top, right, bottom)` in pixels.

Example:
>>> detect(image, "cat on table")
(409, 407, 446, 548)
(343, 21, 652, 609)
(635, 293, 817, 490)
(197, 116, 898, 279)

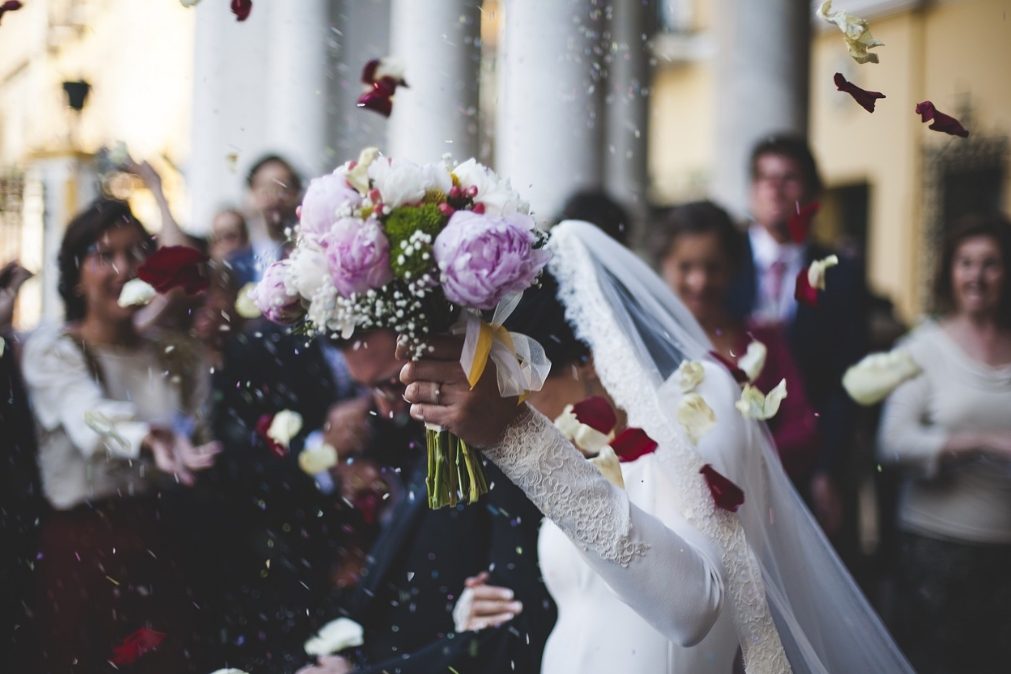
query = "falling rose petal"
(915, 100, 969, 138)
(738, 340, 768, 383)
(571, 396, 617, 434)
(787, 201, 819, 244)
(589, 446, 625, 488)
(255, 414, 287, 458)
(833, 73, 885, 113)
(361, 57, 407, 87)
(843, 348, 922, 405)
(806, 254, 839, 290)
(267, 409, 303, 447)
(357, 86, 394, 117)
(676, 393, 716, 444)
(794, 268, 820, 306)
(305, 617, 365, 657)
(708, 350, 749, 384)
(735, 380, 788, 421)
(818, 1, 884, 64)
(298, 442, 338, 475)
(111, 627, 166, 666)
(357, 58, 407, 117)
(0, 1, 23, 26)
(554, 403, 614, 453)
(231, 0, 252, 21)
(117, 278, 157, 308)
(611, 427, 659, 463)
(137, 245, 209, 294)
(700, 464, 745, 513)
(675, 360, 705, 393)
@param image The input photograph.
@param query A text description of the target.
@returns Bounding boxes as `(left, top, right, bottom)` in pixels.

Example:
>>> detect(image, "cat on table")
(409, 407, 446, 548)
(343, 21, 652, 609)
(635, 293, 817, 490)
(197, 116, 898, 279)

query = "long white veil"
(548, 220, 912, 674)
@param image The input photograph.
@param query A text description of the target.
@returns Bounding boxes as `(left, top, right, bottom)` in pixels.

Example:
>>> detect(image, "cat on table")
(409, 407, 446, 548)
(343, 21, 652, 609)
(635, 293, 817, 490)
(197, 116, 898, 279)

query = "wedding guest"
(729, 134, 869, 541)
(555, 188, 633, 245)
(295, 329, 554, 674)
(210, 207, 251, 263)
(229, 154, 302, 283)
(21, 199, 221, 673)
(878, 213, 1011, 674)
(655, 201, 819, 484)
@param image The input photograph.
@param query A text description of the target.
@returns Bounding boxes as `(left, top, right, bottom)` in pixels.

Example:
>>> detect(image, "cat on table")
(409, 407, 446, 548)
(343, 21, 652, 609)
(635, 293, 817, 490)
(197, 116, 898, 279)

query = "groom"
(297, 329, 555, 674)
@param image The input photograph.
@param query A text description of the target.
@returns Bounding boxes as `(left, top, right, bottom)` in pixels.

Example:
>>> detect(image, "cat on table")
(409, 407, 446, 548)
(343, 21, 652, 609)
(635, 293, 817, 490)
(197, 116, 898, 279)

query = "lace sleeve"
(484, 405, 725, 647)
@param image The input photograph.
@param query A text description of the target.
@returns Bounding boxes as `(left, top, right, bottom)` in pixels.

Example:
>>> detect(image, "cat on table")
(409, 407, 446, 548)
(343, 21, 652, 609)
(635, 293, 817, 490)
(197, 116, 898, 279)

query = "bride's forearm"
(483, 405, 724, 646)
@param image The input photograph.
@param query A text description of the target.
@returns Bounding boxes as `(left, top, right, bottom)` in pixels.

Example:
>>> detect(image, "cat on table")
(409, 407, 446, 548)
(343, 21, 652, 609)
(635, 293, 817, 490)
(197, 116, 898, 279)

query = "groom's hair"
(505, 271, 590, 372)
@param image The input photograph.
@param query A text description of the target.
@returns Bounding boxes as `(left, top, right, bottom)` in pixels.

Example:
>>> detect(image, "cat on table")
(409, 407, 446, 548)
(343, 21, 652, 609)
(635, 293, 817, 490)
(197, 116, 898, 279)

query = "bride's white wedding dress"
(478, 221, 914, 673)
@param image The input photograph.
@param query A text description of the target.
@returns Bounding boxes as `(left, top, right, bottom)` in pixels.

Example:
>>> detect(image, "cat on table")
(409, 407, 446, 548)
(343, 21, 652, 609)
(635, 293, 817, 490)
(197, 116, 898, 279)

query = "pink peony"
(433, 211, 549, 310)
(322, 217, 393, 296)
(299, 172, 362, 241)
(254, 260, 304, 324)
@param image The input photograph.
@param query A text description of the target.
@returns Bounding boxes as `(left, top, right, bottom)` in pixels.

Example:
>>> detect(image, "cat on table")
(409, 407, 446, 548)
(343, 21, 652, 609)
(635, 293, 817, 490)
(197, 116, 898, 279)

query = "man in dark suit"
(296, 330, 555, 674)
(730, 134, 869, 551)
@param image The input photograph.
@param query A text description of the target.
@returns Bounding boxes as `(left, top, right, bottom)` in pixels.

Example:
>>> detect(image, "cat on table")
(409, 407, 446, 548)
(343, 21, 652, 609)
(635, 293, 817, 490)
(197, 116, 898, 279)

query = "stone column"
(495, 0, 605, 221)
(387, 0, 480, 163)
(711, 0, 810, 217)
(604, 0, 651, 217)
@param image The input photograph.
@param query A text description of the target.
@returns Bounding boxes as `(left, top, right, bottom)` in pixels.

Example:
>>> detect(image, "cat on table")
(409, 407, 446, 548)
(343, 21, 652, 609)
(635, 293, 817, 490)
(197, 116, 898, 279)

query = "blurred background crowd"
(0, 1, 1009, 673)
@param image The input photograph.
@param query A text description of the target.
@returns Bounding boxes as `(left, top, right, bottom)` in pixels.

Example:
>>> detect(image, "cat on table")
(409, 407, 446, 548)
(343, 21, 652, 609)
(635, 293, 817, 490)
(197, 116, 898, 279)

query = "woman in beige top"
(22, 199, 219, 673)
(878, 213, 1011, 674)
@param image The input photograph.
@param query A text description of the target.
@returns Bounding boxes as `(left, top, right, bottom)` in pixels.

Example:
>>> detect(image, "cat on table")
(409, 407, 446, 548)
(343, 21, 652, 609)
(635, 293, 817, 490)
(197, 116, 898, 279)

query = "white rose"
(738, 340, 768, 382)
(553, 404, 613, 453)
(451, 158, 529, 216)
(305, 617, 365, 657)
(287, 242, 330, 300)
(843, 349, 922, 406)
(367, 156, 428, 209)
(234, 283, 261, 319)
(735, 379, 788, 420)
(299, 443, 338, 475)
(807, 255, 839, 291)
(117, 278, 156, 308)
(589, 445, 625, 489)
(676, 393, 716, 444)
(675, 360, 705, 393)
(267, 410, 303, 448)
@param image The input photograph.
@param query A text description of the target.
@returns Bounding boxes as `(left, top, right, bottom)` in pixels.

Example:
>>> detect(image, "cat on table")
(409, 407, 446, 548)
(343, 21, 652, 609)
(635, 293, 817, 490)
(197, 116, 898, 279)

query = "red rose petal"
(787, 201, 819, 244)
(708, 351, 748, 384)
(571, 396, 617, 435)
(111, 627, 166, 666)
(255, 413, 287, 458)
(700, 464, 745, 512)
(231, 0, 252, 21)
(915, 100, 969, 138)
(137, 245, 209, 295)
(356, 88, 394, 117)
(833, 73, 885, 113)
(612, 427, 658, 463)
(794, 267, 820, 307)
(0, 1, 22, 26)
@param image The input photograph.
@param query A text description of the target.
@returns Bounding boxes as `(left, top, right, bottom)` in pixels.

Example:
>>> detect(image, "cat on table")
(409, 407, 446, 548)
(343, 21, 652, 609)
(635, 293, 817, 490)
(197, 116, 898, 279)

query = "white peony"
(422, 161, 453, 196)
(675, 360, 705, 393)
(807, 255, 839, 291)
(299, 442, 338, 475)
(286, 242, 330, 300)
(234, 283, 261, 319)
(267, 410, 303, 448)
(117, 278, 156, 308)
(735, 379, 788, 420)
(589, 445, 625, 489)
(367, 156, 429, 209)
(451, 158, 529, 216)
(738, 340, 768, 383)
(305, 617, 365, 657)
(676, 393, 716, 444)
(843, 348, 922, 406)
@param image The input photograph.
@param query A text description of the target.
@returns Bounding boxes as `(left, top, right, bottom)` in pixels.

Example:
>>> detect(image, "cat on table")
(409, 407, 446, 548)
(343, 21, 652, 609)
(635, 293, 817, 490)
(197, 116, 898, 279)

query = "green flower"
(384, 203, 446, 280)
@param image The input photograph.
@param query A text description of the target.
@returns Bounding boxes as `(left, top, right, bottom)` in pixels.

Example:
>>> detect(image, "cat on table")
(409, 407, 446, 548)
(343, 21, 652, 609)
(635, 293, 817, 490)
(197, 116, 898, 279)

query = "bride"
(400, 221, 912, 673)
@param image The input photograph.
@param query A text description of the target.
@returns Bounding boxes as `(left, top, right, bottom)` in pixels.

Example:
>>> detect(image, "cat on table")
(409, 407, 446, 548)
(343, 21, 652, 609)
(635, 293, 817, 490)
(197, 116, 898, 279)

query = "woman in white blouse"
(22, 199, 220, 673)
(878, 213, 1011, 674)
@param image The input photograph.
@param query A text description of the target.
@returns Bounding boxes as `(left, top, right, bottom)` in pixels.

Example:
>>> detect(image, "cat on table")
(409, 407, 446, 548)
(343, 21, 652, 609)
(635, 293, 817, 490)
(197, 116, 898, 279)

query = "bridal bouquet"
(255, 148, 551, 508)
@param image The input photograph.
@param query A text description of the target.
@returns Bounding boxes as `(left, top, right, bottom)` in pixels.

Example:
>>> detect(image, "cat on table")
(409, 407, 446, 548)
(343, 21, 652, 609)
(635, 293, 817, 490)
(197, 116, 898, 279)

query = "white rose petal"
(589, 446, 625, 489)
(675, 360, 705, 393)
(299, 443, 338, 475)
(234, 283, 261, 319)
(345, 147, 380, 195)
(738, 340, 768, 383)
(267, 410, 303, 448)
(208, 669, 249, 674)
(367, 156, 428, 209)
(735, 379, 788, 420)
(843, 349, 922, 406)
(305, 617, 365, 657)
(0, 336, 5, 358)
(117, 278, 156, 308)
(807, 255, 839, 291)
(676, 393, 716, 444)
(553, 405, 613, 453)
(818, 0, 884, 64)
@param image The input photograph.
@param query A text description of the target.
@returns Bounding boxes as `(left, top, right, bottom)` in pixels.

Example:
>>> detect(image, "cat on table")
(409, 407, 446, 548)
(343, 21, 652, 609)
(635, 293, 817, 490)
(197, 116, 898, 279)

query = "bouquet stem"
(425, 425, 488, 509)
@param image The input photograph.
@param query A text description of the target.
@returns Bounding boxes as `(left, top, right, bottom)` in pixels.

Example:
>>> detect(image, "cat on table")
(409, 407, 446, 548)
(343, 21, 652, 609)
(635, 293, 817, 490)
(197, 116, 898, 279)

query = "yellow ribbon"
(465, 320, 529, 404)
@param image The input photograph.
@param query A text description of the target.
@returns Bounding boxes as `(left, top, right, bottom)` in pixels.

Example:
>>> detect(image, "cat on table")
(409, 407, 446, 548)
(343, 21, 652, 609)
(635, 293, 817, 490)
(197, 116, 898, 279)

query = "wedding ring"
(434, 383, 442, 404)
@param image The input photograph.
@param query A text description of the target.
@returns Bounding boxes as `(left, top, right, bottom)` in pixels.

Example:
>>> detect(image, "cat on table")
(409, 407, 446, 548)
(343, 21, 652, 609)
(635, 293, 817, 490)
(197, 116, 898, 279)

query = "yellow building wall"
(648, 63, 714, 203)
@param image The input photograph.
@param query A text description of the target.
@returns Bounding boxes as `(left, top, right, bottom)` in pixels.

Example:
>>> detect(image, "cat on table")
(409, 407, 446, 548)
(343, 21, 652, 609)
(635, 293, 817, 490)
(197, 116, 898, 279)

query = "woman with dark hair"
(21, 198, 220, 673)
(654, 201, 819, 485)
(878, 212, 1011, 674)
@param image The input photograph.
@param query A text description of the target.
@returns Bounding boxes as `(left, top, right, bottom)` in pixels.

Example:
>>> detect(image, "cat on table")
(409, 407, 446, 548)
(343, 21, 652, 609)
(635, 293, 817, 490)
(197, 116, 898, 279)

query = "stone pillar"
(388, 0, 480, 163)
(604, 0, 651, 217)
(495, 0, 605, 221)
(711, 0, 810, 217)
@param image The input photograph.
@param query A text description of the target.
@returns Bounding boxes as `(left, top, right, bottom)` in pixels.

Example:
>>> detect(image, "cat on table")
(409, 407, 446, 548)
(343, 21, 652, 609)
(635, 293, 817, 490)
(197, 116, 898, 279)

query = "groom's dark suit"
(329, 430, 556, 674)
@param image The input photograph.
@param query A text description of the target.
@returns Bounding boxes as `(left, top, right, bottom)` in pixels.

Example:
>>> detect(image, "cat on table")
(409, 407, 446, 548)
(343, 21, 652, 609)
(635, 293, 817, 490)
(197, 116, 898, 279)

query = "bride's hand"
(452, 571, 524, 632)
(398, 335, 524, 448)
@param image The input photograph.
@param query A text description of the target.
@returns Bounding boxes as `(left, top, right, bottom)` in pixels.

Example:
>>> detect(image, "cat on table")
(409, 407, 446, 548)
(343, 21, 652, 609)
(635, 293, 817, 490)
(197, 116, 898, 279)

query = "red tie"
(767, 259, 787, 310)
